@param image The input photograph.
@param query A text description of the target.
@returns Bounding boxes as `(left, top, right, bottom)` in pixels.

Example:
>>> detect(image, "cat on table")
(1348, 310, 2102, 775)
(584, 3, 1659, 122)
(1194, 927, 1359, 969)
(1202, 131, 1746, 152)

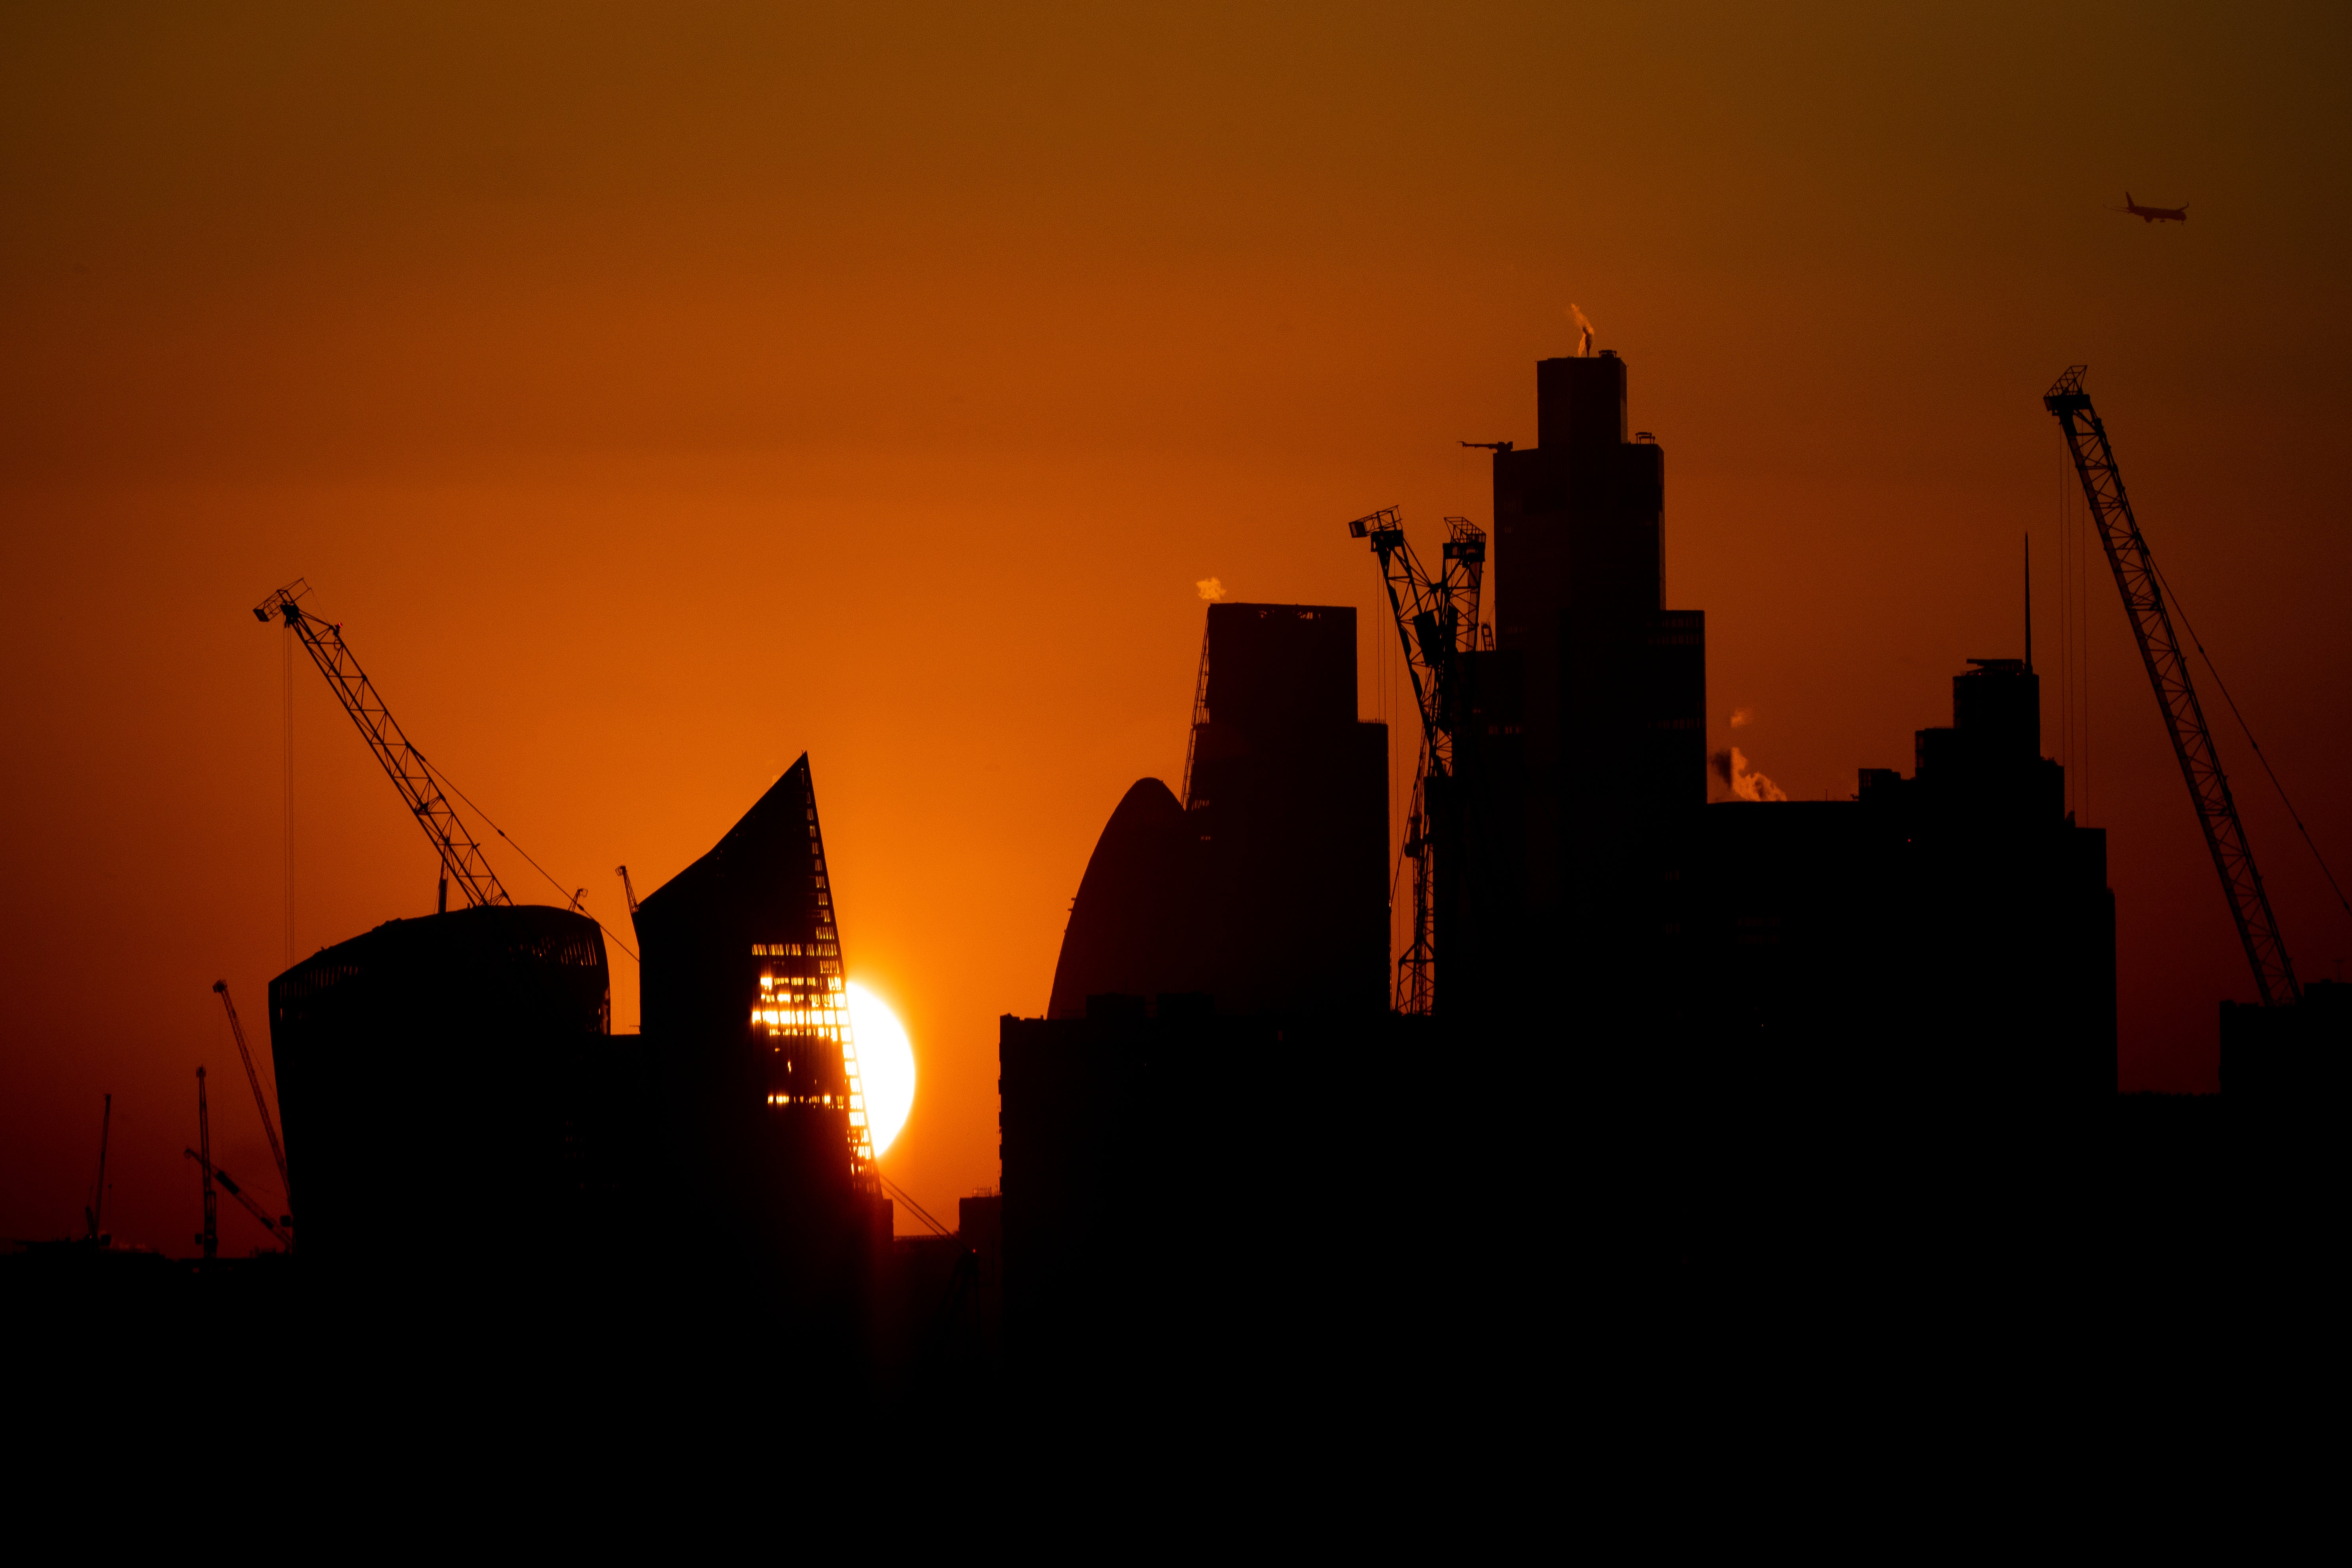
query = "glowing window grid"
(746, 807, 869, 1169)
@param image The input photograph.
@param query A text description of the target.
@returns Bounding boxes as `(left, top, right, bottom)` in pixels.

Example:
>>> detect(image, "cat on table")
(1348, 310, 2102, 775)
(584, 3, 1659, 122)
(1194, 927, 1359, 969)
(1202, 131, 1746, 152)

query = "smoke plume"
(1196, 576, 1226, 602)
(1711, 745, 1787, 802)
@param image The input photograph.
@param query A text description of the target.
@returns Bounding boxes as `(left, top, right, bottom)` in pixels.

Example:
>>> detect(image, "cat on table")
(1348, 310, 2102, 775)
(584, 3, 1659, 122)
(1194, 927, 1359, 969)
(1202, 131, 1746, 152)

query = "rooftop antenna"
(2025, 532, 2033, 673)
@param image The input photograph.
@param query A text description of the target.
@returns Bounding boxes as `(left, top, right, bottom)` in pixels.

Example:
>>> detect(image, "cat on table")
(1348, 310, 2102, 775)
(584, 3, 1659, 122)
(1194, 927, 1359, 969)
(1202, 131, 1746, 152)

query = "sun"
(846, 981, 915, 1158)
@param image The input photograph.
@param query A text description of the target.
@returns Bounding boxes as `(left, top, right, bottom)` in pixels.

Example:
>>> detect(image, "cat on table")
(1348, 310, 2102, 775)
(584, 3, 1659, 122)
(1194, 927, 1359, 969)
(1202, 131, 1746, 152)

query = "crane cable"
(2145, 559, 2352, 929)
(875, 1171, 957, 1241)
(410, 751, 642, 964)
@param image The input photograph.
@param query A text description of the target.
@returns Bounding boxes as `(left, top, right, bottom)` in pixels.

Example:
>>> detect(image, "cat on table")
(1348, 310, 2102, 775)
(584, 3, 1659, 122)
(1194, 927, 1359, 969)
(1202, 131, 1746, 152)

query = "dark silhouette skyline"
(8, 10, 2346, 1262)
(991, 352, 2138, 1417)
(3, 347, 2285, 1450)
(1051, 602, 1387, 1022)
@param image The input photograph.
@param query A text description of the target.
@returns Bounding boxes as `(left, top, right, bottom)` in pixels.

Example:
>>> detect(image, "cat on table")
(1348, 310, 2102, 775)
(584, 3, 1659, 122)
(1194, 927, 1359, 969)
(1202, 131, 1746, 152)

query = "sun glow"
(846, 982, 915, 1157)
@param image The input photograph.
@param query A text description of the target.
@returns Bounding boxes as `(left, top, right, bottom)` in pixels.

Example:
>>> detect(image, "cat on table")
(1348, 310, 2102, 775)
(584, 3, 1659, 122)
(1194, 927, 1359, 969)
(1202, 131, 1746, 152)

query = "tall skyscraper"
(632, 754, 885, 1349)
(1459, 352, 1706, 1024)
(1048, 602, 1388, 1019)
(1185, 603, 1389, 1017)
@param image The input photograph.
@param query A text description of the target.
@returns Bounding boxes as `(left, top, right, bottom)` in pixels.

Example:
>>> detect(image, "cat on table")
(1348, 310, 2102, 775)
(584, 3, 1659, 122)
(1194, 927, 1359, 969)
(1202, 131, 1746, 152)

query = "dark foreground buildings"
(244, 755, 901, 1391)
(4, 357, 2265, 1445)
(1449, 351, 2114, 1105)
(1450, 351, 2115, 1133)
(997, 349, 2126, 1413)
(159, 350, 2138, 1433)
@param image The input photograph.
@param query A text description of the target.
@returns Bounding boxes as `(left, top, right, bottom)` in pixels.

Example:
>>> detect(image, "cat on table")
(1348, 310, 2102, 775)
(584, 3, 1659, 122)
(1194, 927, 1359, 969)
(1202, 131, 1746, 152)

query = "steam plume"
(1730, 707, 1752, 729)
(1569, 304, 1595, 356)
(1711, 745, 1787, 802)
(1196, 576, 1226, 602)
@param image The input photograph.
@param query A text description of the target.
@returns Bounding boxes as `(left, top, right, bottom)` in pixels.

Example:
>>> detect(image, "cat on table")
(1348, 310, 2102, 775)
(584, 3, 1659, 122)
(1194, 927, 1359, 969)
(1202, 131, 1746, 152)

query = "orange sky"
(6, 3, 2348, 1253)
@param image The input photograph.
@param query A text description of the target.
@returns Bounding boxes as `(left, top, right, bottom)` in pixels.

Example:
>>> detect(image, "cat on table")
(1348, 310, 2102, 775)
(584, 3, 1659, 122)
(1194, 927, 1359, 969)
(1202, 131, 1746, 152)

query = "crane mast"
(84, 1092, 111, 1243)
(2044, 367, 2299, 1006)
(253, 580, 512, 911)
(213, 981, 291, 1223)
(1346, 508, 1486, 1014)
(183, 1148, 294, 1252)
(195, 1067, 219, 1262)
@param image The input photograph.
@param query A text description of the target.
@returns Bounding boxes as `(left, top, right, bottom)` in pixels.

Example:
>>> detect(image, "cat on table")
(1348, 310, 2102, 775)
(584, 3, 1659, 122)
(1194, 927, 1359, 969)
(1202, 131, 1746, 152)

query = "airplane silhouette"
(2121, 191, 2187, 224)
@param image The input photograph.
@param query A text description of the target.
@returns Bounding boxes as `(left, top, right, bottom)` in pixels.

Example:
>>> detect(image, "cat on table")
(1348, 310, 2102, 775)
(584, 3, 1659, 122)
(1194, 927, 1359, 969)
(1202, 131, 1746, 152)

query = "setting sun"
(848, 982, 915, 1158)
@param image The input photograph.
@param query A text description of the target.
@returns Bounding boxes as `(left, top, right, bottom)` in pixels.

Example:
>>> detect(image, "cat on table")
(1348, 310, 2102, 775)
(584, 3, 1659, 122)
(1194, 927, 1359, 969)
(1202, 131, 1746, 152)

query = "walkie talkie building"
(266, 904, 610, 1264)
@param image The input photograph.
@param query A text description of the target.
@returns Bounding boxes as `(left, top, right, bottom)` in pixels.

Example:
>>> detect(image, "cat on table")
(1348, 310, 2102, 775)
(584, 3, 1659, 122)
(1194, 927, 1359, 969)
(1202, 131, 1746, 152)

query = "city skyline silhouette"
(3, 4, 2345, 1279)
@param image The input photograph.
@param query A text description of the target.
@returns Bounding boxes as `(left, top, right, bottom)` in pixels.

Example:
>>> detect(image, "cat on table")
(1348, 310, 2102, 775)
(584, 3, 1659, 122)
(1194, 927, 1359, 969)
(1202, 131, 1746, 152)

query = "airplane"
(2121, 190, 2188, 223)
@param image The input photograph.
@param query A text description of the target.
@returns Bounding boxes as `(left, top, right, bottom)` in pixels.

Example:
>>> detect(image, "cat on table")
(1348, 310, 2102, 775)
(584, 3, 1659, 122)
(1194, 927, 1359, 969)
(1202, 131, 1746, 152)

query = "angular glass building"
(633, 753, 873, 1179)
(631, 754, 887, 1359)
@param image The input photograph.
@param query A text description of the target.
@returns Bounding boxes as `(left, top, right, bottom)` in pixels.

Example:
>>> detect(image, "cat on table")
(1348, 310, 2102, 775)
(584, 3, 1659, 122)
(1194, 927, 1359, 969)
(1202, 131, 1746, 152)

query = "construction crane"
(2045, 367, 2299, 1006)
(195, 1066, 219, 1262)
(616, 865, 639, 916)
(1345, 508, 1487, 1013)
(183, 1149, 294, 1253)
(253, 580, 512, 911)
(83, 1092, 111, 1243)
(212, 981, 291, 1226)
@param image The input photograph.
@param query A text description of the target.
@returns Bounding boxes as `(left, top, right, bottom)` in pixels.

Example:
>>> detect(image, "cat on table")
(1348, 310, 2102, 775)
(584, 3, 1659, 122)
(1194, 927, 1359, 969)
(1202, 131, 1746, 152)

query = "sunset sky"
(5, 2, 2347, 1252)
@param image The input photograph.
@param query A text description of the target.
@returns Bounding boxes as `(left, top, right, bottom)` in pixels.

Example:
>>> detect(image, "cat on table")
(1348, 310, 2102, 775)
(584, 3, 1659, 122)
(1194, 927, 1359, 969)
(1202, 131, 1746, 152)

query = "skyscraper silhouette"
(1049, 601, 1387, 1020)
(632, 754, 888, 1372)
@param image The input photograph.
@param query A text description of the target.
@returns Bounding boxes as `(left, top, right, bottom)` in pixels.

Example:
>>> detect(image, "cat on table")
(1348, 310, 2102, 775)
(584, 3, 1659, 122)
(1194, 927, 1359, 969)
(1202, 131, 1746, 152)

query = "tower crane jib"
(254, 580, 512, 911)
(2044, 367, 2298, 1006)
(1347, 508, 1486, 1015)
